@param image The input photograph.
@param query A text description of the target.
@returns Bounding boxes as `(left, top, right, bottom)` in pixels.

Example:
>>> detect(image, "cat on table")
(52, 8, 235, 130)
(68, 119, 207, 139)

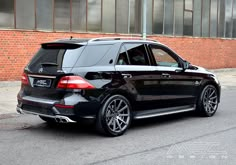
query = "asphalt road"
(0, 89, 236, 165)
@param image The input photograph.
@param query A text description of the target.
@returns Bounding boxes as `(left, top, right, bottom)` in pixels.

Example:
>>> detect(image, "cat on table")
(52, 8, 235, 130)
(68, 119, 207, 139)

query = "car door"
(115, 43, 162, 111)
(148, 44, 200, 108)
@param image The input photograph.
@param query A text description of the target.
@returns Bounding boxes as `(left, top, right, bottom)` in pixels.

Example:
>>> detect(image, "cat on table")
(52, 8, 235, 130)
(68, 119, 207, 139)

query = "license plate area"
(33, 78, 51, 88)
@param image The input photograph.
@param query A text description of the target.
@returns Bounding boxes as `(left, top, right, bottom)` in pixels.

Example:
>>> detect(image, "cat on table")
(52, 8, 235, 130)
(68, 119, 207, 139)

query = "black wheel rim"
(105, 99, 130, 133)
(203, 87, 218, 114)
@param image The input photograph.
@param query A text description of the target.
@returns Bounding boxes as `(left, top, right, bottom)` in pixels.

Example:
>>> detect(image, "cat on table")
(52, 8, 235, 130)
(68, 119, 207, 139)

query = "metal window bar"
(231, 0, 234, 37)
(34, 0, 37, 30)
(101, 0, 103, 32)
(70, 0, 72, 32)
(86, 0, 88, 32)
(52, 0, 55, 31)
(14, 0, 16, 29)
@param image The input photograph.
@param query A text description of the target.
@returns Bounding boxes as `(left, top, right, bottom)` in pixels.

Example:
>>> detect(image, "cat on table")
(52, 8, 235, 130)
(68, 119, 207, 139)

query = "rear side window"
(117, 43, 150, 66)
(28, 45, 84, 73)
(75, 45, 112, 67)
(117, 45, 129, 65)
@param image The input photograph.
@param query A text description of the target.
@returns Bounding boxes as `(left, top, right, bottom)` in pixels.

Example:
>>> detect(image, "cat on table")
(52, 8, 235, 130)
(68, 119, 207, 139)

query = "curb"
(209, 68, 236, 73)
(0, 81, 20, 88)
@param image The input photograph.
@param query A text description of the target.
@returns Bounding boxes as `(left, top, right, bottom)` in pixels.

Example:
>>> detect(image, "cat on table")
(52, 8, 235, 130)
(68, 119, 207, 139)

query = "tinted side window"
(150, 45, 179, 67)
(117, 45, 129, 65)
(125, 43, 150, 66)
(117, 43, 150, 66)
(75, 45, 112, 67)
(62, 48, 85, 67)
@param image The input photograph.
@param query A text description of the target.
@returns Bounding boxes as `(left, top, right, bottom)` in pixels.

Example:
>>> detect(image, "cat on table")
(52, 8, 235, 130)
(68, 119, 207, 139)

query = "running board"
(134, 105, 196, 120)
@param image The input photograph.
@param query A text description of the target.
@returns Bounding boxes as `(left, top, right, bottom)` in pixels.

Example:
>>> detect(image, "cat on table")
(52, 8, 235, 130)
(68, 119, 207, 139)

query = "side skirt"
(133, 105, 196, 120)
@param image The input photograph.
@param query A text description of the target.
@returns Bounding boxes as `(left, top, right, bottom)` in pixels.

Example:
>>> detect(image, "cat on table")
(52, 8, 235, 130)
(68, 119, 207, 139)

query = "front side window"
(150, 45, 179, 67)
(117, 43, 150, 66)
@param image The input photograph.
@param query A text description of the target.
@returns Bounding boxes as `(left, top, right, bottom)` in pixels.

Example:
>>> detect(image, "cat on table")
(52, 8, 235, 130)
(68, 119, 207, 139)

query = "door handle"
(161, 73, 171, 78)
(122, 74, 132, 78)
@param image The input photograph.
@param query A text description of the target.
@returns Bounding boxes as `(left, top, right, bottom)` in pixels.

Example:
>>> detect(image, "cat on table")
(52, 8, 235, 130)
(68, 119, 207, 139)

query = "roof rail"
(88, 37, 158, 43)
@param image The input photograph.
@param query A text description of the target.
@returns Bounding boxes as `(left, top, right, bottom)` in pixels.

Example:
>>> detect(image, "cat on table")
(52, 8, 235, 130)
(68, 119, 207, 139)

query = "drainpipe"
(128, 0, 131, 34)
(142, 0, 147, 39)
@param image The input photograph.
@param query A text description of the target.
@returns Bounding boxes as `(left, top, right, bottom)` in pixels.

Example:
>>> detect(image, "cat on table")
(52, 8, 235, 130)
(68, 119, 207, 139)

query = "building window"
(225, 0, 234, 38)
(116, 0, 129, 33)
(153, 0, 164, 34)
(102, 0, 115, 33)
(193, 0, 202, 36)
(146, 0, 153, 34)
(184, 0, 193, 36)
(218, 0, 226, 37)
(72, 0, 87, 32)
(164, 0, 174, 35)
(36, 0, 53, 30)
(87, 0, 101, 32)
(202, 0, 210, 37)
(210, 0, 218, 37)
(16, 0, 35, 29)
(54, 0, 70, 31)
(0, 0, 14, 28)
(174, 0, 184, 36)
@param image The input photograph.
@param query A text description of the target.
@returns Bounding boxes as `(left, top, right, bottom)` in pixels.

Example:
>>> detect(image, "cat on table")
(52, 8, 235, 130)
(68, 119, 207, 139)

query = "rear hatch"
(21, 42, 87, 99)
(28, 42, 85, 75)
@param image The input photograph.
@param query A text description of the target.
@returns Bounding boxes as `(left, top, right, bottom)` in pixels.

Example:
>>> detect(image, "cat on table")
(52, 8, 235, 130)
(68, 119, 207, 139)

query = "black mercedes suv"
(17, 37, 221, 136)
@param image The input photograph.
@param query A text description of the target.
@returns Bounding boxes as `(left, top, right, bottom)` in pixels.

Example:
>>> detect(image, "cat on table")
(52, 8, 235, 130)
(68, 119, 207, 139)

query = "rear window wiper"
(40, 62, 58, 67)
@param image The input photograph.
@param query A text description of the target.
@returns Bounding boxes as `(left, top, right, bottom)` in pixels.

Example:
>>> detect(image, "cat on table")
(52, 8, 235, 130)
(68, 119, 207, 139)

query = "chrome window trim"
(115, 65, 156, 71)
(28, 74, 56, 79)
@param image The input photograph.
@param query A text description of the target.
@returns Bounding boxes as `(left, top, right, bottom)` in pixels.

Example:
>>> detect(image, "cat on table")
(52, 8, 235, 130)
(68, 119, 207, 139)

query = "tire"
(197, 85, 219, 117)
(96, 95, 132, 137)
(39, 116, 56, 124)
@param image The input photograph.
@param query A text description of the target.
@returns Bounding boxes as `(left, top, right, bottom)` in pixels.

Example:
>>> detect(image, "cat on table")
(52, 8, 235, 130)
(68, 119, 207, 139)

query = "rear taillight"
(54, 104, 74, 109)
(57, 76, 95, 89)
(21, 73, 29, 85)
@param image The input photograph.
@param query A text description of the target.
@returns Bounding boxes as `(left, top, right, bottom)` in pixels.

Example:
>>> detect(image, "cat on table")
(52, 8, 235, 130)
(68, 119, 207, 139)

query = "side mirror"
(183, 61, 190, 70)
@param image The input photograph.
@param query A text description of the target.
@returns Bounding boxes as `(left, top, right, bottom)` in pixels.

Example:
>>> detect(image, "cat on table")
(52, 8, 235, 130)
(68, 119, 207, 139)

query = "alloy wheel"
(105, 98, 131, 133)
(202, 86, 218, 114)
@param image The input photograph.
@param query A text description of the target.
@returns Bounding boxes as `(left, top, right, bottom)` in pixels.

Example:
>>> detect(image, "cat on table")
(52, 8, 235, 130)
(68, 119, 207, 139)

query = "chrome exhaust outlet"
(54, 116, 76, 123)
(16, 107, 23, 114)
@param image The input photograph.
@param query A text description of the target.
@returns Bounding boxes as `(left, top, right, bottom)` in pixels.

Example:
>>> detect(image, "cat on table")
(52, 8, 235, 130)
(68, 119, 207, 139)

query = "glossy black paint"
(17, 38, 221, 121)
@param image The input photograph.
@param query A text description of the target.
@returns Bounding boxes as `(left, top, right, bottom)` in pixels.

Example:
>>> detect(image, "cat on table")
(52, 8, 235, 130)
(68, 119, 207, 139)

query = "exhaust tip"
(54, 116, 76, 123)
(16, 107, 23, 114)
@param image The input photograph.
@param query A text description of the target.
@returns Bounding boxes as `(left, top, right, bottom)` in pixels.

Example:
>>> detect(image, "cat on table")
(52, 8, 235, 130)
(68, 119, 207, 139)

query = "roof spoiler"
(41, 43, 82, 49)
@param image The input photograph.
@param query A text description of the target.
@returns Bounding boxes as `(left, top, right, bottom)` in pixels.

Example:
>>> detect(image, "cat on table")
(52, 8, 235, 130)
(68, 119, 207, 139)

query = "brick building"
(0, 0, 236, 80)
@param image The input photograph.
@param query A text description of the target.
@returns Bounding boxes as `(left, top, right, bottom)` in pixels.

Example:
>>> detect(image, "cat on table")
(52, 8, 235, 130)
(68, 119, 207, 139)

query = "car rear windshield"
(28, 44, 85, 73)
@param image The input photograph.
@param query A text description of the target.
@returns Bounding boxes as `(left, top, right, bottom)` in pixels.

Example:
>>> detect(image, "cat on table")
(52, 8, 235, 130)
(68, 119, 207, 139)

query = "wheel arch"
(100, 89, 135, 110)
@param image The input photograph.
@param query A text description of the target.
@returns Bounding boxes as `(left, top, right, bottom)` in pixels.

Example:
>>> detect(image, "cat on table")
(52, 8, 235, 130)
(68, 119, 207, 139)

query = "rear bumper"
(17, 94, 99, 121)
(16, 106, 76, 123)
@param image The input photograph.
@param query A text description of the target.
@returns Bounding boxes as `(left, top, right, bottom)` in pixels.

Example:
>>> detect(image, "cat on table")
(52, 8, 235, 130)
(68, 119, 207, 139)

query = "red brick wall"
(0, 30, 236, 80)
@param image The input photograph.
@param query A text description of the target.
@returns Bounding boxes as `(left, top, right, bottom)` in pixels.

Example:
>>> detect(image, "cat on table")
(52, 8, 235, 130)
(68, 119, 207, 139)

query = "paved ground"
(0, 88, 236, 165)
(0, 68, 236, 165)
